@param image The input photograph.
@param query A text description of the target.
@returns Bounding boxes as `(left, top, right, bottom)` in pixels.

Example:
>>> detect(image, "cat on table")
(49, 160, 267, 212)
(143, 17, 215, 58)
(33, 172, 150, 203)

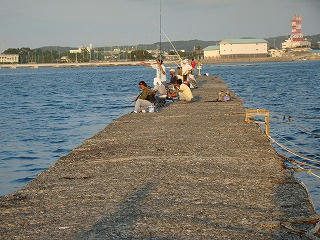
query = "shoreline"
(1, 56, 320, 70)
(0, 76, 318, 239)
(0, 61, 142, 69)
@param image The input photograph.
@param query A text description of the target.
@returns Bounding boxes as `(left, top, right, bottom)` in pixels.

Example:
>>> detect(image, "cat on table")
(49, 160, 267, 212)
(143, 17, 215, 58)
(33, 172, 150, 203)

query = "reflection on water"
(206, 61, 320, 213)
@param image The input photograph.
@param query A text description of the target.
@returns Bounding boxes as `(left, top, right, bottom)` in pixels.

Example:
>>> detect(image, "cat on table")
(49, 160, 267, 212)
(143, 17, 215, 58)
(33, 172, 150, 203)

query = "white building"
(0, 54, 19, 63)
(203, 46, 220, 59)
(219, 39, 268, 58)
(70, 44, 93, 54)
(282, 38, 311, 49)
(70, 48, 82, 54)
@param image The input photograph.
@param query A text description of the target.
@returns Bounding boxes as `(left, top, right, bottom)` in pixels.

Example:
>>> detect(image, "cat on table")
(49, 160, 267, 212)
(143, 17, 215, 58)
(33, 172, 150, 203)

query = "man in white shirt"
(141, 59, 167, 83)
(181, 59, 192, 77)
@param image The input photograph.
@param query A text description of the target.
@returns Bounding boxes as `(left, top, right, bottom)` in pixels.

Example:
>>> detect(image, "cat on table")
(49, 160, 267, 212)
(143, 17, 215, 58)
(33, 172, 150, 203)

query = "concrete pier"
(0, 76, 318, 239)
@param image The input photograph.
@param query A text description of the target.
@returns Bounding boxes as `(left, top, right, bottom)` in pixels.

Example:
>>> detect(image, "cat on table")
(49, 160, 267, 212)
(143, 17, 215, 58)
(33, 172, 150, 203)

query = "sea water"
(0, 66, 154, 196)
(0, 62, 319, 213)
(205, 60, 320, 213)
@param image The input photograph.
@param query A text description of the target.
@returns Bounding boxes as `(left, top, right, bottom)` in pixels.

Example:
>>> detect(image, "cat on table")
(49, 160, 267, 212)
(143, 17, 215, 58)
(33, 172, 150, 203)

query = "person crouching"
(134, 81, 155, 113)
(168, 79, 193, 103)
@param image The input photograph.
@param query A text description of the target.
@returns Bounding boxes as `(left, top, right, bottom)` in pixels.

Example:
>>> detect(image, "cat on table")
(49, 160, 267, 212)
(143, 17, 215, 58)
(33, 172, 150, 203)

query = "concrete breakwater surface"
(0, 76, 318, 239)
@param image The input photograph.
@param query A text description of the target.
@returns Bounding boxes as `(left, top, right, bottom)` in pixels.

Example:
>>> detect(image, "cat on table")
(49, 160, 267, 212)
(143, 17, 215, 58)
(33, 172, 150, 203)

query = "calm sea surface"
(0, 62, 319, 212)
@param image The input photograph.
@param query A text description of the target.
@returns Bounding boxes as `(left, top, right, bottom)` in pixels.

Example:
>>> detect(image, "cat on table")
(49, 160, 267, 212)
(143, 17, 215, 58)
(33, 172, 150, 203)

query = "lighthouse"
(291, 15, 304, 42)
(282, 15, 311, 49)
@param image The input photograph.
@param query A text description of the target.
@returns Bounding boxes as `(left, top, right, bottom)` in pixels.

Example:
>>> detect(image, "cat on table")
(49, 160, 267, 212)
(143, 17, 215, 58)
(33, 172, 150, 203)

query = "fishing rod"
(158, 0, 181, 66)
(161, 28, 182, 63)
(159, 0, 162, 61)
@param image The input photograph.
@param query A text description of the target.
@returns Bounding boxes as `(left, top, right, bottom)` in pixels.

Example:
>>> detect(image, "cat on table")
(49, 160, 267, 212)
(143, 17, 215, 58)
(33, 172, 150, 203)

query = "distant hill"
(264, 36, 290, 49)
(37, 46, 74, 53)
(132, 34, 320, 51)
(136, 39, 220, 52)
(306, 34, 320, 49)
(29, 34, 320, 53)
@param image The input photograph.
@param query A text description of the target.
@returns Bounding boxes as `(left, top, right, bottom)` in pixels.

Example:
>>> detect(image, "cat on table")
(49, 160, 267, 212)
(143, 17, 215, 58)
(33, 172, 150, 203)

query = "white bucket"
(148, 105, 155, 113)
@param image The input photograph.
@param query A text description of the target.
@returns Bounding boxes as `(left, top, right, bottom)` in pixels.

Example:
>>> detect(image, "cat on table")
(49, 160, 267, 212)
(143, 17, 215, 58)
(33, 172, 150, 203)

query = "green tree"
(3, 48, 19, 54)
(130, 50, 153, 61)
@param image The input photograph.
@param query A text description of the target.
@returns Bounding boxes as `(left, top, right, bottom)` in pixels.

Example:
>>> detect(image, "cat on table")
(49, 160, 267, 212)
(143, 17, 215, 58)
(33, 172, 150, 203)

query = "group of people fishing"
(133, 58, 198, 113)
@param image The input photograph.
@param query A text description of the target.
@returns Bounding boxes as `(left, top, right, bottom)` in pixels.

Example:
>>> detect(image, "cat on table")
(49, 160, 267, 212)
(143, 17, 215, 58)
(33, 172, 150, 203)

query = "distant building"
(282, 15, 311, 49)
(219, 39, 268, 58)
(268, 49, 284, 57)
(308, 50, 320, 56)
(0, 54, 19, 63)
(164, 54, 180, 61)
(70, 48, 82, 54)
(147, 49, 160, 58)
(60, 56, 71, 63)
(203, 46, 220, 59)
(193, 48, 203, 56)
(146, 50, 170, 59)
(70, 44, 93, 54)
(203, 39, 268, 59)
(318, 41, 320, 49)
(282, 39, 311, 49)
(112, 48, 121, 54)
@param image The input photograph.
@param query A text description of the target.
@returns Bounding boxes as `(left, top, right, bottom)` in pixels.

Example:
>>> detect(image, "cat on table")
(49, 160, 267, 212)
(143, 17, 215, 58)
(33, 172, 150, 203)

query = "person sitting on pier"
(153, 78, 167, 107)
(169, 69, 178, 84)
(188, 70, 198, 89)
(176, 66, 183, 80)
(133, 81, 155, 113)
(168, 79, 193, 103)
(140, 59, 167, 84)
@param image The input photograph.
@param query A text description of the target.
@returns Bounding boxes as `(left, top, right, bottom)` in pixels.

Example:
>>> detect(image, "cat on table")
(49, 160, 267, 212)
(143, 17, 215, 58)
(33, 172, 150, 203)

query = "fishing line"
(153, 1, 182, 66)
(159, 0, 162, 61)
(161, 28, 182, 62)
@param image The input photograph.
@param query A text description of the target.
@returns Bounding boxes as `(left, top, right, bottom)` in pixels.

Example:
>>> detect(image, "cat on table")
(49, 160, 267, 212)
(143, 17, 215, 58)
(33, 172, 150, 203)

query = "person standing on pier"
(181, 59, 192, 83)
(191, 59, 196, 70)
(141, 59, 167, 84)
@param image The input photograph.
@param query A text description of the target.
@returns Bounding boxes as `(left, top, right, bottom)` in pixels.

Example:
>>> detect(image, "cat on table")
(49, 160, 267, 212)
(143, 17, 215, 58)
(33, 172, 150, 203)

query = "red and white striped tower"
(291, 15, 304, 41)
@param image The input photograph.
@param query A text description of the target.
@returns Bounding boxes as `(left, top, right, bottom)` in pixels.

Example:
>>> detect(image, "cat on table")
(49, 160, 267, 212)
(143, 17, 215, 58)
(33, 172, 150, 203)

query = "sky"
(1, 0, 320, 51)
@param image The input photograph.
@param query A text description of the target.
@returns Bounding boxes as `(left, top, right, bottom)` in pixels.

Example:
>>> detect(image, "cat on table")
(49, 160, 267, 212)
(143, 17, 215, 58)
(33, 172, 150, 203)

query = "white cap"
(169, 69, 175, 72)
